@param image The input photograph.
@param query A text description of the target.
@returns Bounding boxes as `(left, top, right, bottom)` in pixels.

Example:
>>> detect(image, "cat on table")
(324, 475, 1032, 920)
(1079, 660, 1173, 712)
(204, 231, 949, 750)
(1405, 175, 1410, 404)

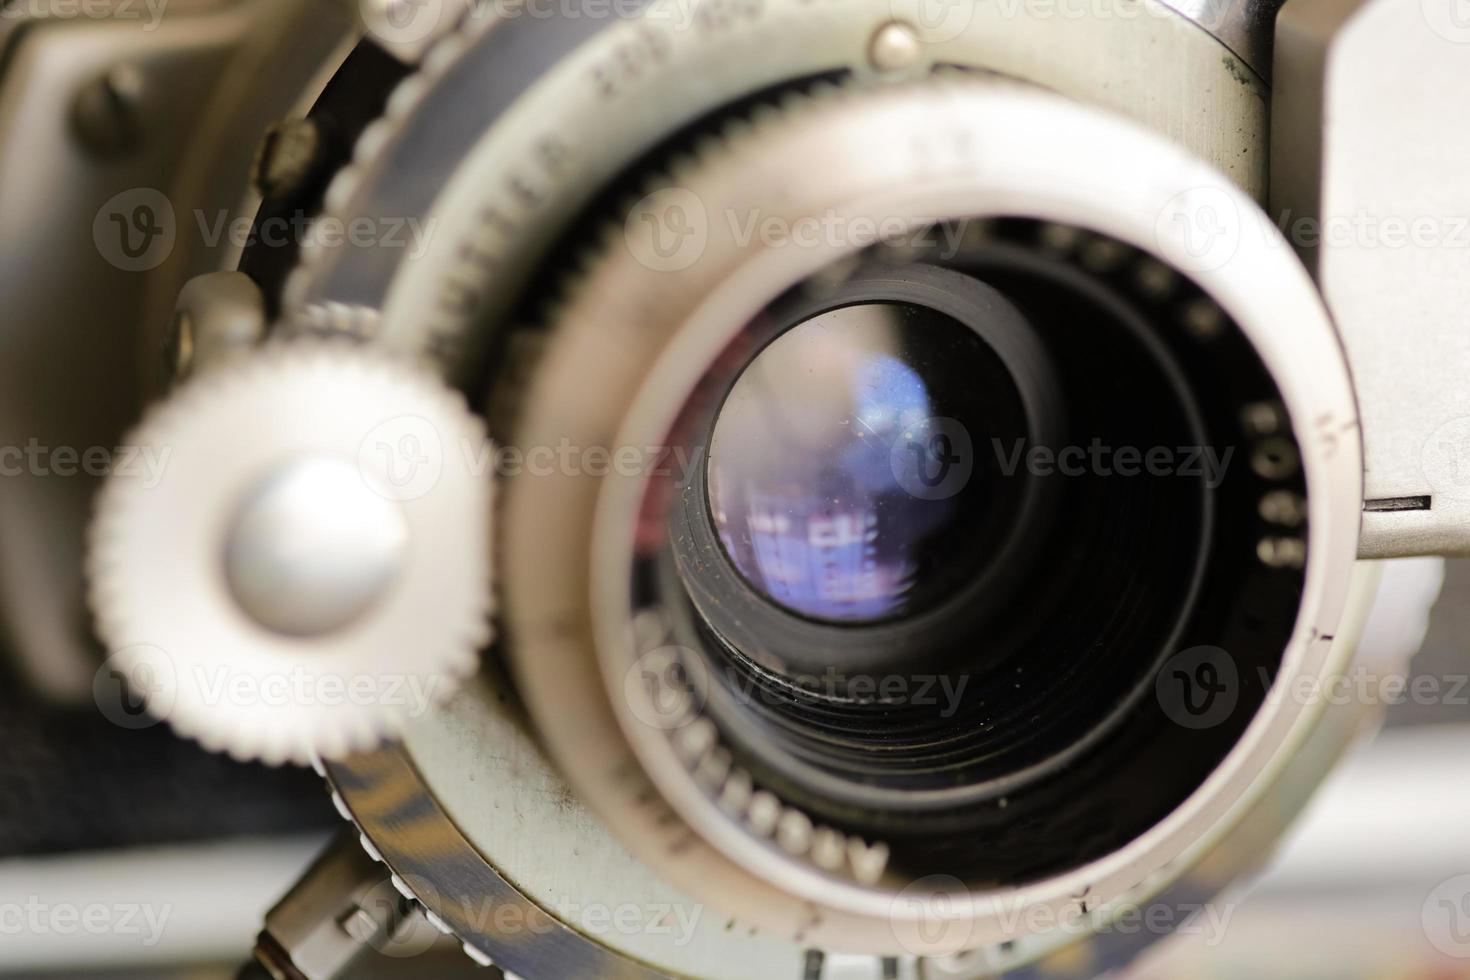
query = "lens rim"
(657, 231, 1229, 819)
(668, 261, 1065, 683)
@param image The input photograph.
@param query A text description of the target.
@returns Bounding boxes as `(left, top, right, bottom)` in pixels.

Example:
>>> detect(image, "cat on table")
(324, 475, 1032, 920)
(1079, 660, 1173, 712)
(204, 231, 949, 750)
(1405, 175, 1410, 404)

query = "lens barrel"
(637, 221, 1309, 884)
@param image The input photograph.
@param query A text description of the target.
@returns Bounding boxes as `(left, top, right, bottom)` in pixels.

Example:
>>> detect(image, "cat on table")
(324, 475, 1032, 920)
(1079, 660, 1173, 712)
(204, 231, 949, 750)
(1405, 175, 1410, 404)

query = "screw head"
(869, 21, 924, 73)
(72, 66, 145, 157)
(338, 905, 382, 946)
(253, 118, 324, 199)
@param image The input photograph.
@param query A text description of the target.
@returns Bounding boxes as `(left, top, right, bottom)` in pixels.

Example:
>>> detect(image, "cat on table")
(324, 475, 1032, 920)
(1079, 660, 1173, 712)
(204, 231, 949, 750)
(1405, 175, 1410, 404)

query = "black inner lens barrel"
(637, 221, 1307, 885)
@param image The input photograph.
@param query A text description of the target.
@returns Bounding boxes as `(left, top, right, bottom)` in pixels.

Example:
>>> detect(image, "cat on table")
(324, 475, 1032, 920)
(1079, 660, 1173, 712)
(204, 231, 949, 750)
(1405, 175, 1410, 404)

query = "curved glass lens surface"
(706, 302, 1020, 623)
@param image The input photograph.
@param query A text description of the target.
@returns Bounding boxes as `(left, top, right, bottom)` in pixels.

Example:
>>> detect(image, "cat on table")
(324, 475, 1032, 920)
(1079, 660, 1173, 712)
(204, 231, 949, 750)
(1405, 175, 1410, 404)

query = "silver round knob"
(224, 456, 409, 637)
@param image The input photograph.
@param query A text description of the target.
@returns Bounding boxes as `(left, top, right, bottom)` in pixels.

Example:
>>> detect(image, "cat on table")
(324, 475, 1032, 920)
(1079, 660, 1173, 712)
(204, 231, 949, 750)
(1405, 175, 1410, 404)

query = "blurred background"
(3, 563, 1469, 979)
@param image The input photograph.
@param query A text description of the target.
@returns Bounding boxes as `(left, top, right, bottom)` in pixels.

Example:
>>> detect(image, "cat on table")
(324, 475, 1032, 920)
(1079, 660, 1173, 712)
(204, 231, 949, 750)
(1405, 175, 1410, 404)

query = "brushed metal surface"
(1274, 0, 1470, 558)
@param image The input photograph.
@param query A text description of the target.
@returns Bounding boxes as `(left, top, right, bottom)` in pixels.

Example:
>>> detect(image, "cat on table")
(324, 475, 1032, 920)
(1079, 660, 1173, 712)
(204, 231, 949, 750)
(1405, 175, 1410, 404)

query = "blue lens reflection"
(707, 303, 985, 623)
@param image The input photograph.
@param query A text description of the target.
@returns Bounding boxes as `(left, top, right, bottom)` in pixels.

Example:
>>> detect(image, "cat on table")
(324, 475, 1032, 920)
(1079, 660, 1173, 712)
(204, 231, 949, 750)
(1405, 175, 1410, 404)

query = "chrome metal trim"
(1156, 0, 1285, 80)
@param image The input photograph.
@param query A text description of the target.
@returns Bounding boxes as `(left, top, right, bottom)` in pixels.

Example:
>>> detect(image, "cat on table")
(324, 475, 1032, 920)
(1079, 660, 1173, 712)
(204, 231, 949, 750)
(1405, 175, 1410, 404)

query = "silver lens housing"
(284, 2, 1371, 973)
(498, 77, 1363, 954)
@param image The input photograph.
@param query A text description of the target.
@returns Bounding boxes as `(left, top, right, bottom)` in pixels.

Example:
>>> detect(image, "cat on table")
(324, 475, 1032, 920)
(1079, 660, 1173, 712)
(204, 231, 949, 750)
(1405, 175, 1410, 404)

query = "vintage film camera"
(1, 0, 1466, 975)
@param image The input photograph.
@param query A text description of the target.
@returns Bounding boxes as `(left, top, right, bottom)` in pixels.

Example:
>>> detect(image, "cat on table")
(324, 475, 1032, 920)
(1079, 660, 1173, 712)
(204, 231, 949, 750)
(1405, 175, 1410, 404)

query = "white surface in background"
(0, 833, 329, 971)
(1133, 723, 1470, 979)
(0, 729, 1466, 974)
(1264, 723, 1470, 890)
(3, 730, 1467, 973)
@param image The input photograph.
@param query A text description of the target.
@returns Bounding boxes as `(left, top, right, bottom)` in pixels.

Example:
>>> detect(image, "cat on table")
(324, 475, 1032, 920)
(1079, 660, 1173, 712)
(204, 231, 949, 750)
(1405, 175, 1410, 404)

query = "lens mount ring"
(500, 76, 1363, 954)
(671, 236, 1230, 822)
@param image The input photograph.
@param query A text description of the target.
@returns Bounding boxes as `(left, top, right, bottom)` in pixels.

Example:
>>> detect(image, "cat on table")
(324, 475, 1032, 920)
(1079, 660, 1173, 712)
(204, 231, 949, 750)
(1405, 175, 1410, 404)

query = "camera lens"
(706, 300, 1029, 625)
(668, 263, 1062, 684)
(624, 220, 1309, 886)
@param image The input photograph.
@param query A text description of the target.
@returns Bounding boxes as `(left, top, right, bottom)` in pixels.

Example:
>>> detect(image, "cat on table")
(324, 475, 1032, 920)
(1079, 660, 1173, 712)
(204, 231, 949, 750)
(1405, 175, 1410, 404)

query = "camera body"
(0, 0, 1463, 977)
(1274, 0, 1470, 558)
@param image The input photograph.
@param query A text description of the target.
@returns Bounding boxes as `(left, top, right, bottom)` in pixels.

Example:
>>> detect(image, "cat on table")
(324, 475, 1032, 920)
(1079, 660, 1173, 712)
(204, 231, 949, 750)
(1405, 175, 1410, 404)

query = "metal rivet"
(253, 117, 324, 199)
(1260, 489, 1307, 527)
(1135, 258, 1177, 300)
(1258, 536, 1307, 569)
(1039, 222, 1084, 254)
(168, 271, 266, 381)
(1080, 237, 1130, 273)
(1252, 438, 1301, 480)
(72, 66, 145, 157)
(1241, 401, 1285, 438)
(1182, 297, 1225, 340)
(869, 21, 923, 72)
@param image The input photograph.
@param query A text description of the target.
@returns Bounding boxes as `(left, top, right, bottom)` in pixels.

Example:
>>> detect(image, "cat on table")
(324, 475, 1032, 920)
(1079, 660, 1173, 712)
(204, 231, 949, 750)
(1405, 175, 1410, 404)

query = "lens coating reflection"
(706, 302, 1022, 624)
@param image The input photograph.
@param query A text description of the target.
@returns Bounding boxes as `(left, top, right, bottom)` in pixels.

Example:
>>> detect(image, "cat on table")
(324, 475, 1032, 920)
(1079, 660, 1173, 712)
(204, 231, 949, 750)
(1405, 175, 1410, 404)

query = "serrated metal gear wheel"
(87, 342, 493, 766)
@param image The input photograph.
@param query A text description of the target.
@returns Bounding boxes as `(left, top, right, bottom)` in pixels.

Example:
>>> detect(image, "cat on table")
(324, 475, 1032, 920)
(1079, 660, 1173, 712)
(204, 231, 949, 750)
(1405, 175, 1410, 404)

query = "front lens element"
(622, 225, 1307, 886)
(706, 301, 1019, 624)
